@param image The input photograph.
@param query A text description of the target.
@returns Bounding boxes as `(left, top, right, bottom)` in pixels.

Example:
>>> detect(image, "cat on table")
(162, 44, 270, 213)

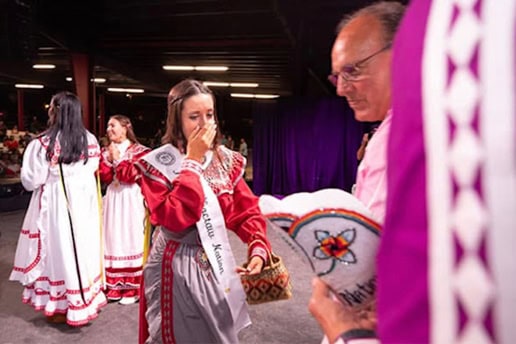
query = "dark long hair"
(162, 79, 221, 153)
(45, 91, 89, 164)
(108, 114, 139, 144)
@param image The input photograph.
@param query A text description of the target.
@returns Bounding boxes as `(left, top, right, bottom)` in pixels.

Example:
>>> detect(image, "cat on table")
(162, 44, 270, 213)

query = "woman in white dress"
(99, 115, 150, 304)
(10, 91, 107, 326)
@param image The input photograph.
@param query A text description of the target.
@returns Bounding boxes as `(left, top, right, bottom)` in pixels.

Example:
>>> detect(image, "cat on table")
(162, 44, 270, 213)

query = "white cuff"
(181, 158, 203, 176)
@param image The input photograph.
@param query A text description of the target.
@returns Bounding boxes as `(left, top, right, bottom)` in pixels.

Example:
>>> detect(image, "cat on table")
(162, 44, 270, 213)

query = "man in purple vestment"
(310, 0, 516, 343)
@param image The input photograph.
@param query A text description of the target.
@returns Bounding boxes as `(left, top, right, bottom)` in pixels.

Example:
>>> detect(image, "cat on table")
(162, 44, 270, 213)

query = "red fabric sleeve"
(139, 168, 205, 232)
(98, 151, 114, 184)
(101, 144, 150, 185)
(115, 160, 141, 184)
(117, 144, 150, 184)
(219, 179, 271, 256)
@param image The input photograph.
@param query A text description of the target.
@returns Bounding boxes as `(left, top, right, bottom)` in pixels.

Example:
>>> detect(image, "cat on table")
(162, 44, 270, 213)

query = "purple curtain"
(252, 97, 363, 196)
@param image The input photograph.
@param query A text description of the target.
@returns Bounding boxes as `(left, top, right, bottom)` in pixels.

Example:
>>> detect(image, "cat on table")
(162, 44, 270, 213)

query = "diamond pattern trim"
(444, 0, 495, 342)
(446, 69, 480, 126)
(448, 128, 484, 187)
(458, 323, 494, 344)
(452, 189, 488, 251)
(454, 256, 495, 321)
(447, 9, 481, 67)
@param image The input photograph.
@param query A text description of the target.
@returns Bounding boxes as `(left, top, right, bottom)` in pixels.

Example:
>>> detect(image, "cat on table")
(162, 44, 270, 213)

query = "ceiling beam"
(99, 38, 290, 50)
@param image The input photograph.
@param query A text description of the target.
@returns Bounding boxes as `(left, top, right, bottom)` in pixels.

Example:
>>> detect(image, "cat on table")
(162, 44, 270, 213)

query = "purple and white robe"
(376, 0, 516, 343)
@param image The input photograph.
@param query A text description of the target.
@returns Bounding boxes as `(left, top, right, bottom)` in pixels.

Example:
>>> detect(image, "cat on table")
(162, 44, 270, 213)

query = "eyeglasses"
(328, 42, 392, 86)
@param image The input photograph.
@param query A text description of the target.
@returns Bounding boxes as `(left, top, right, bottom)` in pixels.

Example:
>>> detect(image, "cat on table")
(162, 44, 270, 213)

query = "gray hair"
(336, 1, 406, 44)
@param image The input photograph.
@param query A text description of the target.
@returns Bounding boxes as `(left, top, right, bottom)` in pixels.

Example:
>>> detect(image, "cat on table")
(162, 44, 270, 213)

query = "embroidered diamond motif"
(447, 10, 481, 67)
(445, 1, 495, 342)
(454, 256, 495, 320)
(448, 128, 484, 186)
(458, 323, 493, 344)
(452, 189, 488, 251)
(446, 69, 479, 126)
(455, 0, 478, 11)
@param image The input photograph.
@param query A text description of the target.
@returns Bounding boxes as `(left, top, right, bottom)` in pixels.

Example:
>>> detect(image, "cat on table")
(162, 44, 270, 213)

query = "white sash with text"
(142, 144, 250, 331)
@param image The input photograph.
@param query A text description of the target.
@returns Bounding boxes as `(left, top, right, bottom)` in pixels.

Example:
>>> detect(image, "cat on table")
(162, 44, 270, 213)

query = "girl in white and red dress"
(10, 91, 107, 326)
(99, 115, 150, 304)
(136, 79, 272, 344)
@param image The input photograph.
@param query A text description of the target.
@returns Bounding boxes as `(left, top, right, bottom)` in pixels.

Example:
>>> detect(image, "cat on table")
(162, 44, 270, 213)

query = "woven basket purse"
(240, 251, 293, 305)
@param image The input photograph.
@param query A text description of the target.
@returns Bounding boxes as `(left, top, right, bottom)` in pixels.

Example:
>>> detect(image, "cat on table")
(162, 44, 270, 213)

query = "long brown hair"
(109, 114, 139, 144)
(162, 79, 221, 153)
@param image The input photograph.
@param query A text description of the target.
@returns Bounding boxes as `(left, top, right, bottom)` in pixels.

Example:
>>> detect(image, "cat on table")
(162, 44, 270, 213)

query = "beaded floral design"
(313, 229, 357, 276)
